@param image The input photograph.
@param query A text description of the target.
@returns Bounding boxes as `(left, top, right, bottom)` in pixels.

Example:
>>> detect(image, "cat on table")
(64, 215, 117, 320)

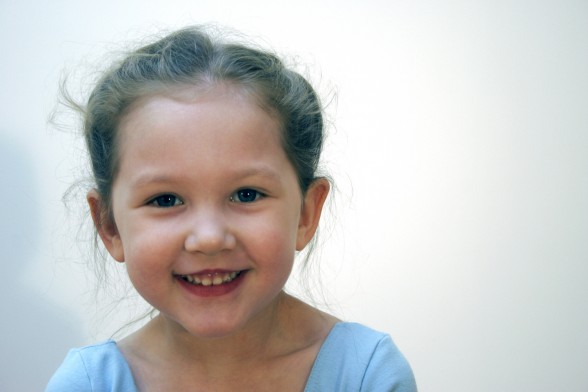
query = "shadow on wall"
(0, 135, 81, 391)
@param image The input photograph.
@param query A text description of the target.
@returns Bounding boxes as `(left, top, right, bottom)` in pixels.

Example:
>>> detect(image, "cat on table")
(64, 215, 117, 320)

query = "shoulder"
(305, 322, 417, 392)
(45, 340, 137, 392)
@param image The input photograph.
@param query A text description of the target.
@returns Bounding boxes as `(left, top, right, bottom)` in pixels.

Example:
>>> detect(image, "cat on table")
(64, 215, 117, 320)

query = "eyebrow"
(235, 165, 283, 183)
(130, 165, 283, 188)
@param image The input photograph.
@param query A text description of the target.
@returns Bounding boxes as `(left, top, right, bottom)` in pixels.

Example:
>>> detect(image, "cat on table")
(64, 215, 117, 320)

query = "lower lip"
(176, 271, 246, 298)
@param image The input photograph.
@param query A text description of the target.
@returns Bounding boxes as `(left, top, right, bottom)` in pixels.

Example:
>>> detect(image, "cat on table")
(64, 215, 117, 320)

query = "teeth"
(223, 272, 238, 283)
(181, 271, 241, 287)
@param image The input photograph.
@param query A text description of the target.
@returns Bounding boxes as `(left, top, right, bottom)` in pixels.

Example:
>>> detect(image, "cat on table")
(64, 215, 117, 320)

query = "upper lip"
(175, 268, 246, 276)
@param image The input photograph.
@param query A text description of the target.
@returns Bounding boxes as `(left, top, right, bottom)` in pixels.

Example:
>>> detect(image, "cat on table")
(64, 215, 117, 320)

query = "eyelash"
(147, 189, 265, 208)
(148, 194, 183, 208)
(229, 188, 265, 203)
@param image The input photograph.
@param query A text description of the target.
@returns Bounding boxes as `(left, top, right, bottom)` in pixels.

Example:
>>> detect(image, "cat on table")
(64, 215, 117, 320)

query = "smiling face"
(89, 85, 328, 339)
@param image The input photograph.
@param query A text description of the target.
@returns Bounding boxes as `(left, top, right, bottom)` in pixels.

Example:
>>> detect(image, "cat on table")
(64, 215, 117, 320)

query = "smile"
(179, 271, 243, 286)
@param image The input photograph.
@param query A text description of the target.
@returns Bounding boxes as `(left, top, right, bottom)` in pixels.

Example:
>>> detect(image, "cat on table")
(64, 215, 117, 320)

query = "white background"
(1, 0, 587, 391)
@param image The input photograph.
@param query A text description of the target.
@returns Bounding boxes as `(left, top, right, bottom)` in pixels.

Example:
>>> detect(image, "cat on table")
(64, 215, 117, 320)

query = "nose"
(184, 209, 236, 255)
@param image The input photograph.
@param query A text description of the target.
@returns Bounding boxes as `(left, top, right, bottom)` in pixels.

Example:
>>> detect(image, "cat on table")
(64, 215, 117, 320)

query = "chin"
(170, 314, 252, 340)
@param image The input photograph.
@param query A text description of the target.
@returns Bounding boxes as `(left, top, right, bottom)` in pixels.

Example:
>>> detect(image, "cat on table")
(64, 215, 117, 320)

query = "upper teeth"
(182, 271, 238, 286)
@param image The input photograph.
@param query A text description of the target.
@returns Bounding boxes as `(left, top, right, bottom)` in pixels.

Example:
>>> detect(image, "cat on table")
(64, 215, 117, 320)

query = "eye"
(149, 194, 183, 208)
(230, 188, 264, 203)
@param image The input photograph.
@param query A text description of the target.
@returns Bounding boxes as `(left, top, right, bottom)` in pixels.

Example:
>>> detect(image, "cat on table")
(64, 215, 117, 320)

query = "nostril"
(183, 230, 236, 254)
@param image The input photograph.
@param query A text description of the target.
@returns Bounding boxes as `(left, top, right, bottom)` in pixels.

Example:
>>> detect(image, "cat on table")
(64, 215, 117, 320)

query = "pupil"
(158, 195, 175, 206)
(238, 189, 256, 202)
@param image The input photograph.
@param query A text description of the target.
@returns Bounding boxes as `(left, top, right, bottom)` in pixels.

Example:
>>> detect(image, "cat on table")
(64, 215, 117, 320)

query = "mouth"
(177, 270, 244, 287)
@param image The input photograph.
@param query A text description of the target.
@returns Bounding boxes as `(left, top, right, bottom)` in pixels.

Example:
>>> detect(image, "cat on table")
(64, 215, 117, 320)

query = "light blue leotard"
(46, 322, 417, 391)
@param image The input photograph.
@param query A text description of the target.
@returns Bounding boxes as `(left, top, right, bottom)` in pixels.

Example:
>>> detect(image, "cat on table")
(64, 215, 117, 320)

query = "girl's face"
(90, 85, 328, 338)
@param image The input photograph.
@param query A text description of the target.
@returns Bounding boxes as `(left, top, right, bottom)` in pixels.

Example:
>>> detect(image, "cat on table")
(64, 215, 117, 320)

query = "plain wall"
(1, 0, 587, 391)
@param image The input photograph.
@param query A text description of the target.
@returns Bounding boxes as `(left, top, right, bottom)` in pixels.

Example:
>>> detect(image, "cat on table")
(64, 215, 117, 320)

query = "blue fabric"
(304, 323, 417, 391)
(45, 340, 136, 392)
(46, 322, 416, 391)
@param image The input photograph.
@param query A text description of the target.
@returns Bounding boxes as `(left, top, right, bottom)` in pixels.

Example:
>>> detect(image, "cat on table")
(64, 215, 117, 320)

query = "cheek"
(236, 209, 300, 263)
(121, 226, 178, 304)
(120, 218, 183, 270)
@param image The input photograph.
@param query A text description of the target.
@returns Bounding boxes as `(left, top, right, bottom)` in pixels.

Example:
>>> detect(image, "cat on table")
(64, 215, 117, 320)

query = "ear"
(87, 189, 125, 262)
(296, 178, 330, 250)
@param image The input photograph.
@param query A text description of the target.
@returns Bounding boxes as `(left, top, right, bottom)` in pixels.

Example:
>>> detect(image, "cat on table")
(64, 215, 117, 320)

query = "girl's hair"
(85, 26, 325, 219)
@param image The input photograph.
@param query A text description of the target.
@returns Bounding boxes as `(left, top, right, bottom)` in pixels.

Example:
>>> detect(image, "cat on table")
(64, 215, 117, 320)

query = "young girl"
(46, 26, 417, 392)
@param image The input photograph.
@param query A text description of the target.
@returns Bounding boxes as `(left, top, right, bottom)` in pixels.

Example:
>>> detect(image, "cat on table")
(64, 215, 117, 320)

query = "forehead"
(120, 84, 277, 141)
(124, 81, 281, 125)
(114, 84, 292, 183)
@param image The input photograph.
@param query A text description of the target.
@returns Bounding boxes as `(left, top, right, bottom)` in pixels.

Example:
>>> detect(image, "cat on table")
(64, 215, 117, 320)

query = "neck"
(148, 292, 291, 368)
(118, 293, 339, 390)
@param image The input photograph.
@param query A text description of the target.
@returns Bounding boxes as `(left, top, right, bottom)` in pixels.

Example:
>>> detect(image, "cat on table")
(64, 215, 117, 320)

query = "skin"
(87, 84, 335, 391)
